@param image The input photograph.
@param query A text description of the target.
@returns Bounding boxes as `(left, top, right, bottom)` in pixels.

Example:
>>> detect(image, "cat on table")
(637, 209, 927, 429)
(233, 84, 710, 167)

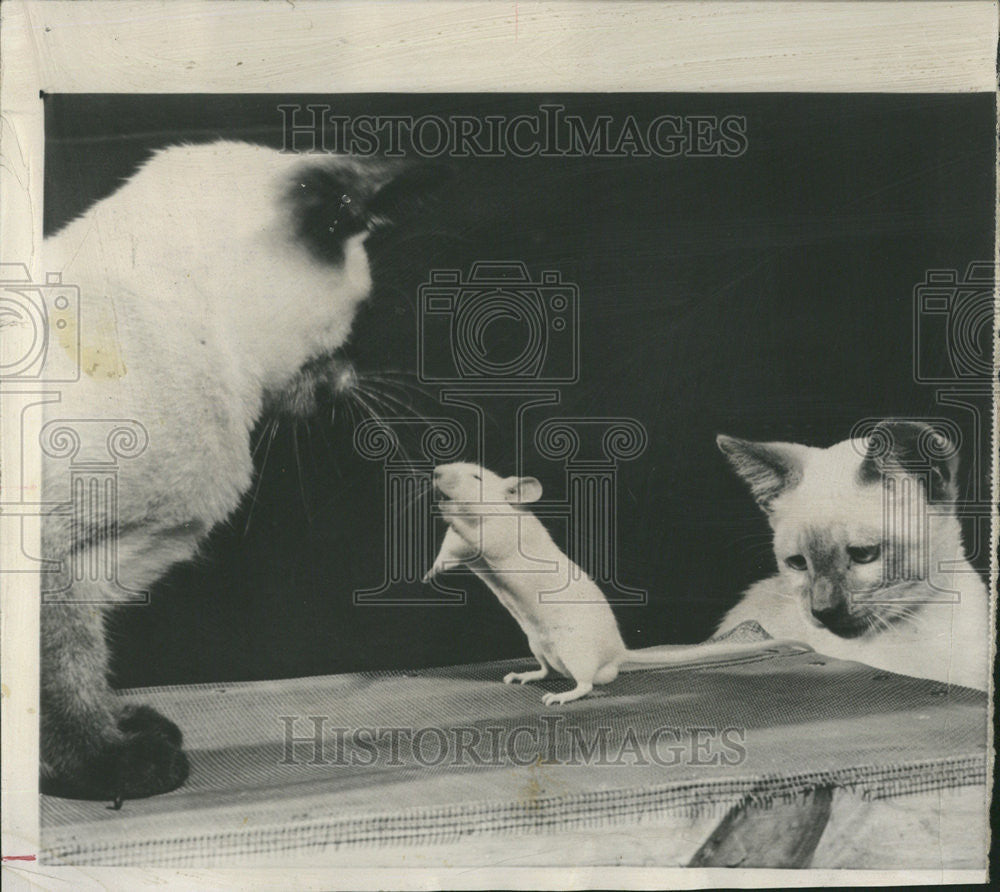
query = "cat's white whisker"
(888, 605, 930, 632)
(391, 479, 433, 520)
(243, 418, 280, 536)
(364, 371, 441, 403)
(356, 381, 410, 417)
(349, 388, 418, 467)
(362, 382, 438, 431)
(291, 423, 312, 523)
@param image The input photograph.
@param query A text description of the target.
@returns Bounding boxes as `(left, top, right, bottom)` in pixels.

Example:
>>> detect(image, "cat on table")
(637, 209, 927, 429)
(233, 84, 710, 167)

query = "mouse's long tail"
(620, 638, 811, 670)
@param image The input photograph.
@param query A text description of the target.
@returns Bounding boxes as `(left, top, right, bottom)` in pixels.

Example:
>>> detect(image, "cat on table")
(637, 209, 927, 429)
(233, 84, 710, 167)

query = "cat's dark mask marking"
(800, 527, 869, 638)
(716, 435, 805, 513)
(856, 420, 959, 502)
(274, 158, 451, 417)
(811, 602, 868, 638)
(286, 159, 451, 265)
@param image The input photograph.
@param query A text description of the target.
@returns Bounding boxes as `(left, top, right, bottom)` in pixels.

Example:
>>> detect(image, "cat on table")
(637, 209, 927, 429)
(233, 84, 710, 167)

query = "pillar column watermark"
(353, 417, 467, 604)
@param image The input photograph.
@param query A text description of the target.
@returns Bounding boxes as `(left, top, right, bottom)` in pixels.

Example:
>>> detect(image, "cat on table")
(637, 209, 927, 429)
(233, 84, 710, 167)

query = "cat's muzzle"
(811, 604, 868, 639)
(266, 354, 357, 417)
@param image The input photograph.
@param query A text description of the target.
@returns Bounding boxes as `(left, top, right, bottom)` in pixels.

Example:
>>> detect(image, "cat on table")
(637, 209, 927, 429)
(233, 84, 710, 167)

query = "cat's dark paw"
(117, 703, 184, 747)
(110, 710, 190, 803)
(41, 705, 189, 803)
(112, 705, 189, 800)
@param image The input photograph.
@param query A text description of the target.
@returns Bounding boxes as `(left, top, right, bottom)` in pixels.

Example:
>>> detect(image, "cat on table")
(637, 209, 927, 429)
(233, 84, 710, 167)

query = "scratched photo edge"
(1, 1, 996, 888)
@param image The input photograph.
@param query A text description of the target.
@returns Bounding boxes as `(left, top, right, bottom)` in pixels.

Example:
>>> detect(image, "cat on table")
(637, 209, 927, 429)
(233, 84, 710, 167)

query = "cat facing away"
(40, 141, 433, 801)
(716, 421, 990, 690)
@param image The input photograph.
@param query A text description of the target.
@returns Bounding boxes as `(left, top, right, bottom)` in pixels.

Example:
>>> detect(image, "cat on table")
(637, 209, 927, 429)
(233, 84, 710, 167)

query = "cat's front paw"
(40, 704, 190, 803)
(117, 703, 184, 746)
(112, 705, 190, 801)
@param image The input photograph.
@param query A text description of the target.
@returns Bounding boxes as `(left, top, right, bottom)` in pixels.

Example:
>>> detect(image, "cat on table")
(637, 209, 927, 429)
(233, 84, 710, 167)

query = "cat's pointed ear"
(289, 158, 451, 262)
(857, 420, 959, 501)
(504, 476, 543, 504)
(717, 434, 808, 513)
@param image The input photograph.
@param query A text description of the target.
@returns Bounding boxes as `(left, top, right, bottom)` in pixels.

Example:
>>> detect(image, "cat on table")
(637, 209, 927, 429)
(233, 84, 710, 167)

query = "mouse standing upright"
(425, 463, 803, 705)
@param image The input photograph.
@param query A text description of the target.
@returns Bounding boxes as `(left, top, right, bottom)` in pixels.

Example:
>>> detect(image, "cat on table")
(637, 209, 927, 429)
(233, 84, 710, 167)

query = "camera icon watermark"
(913, 262, 994, 384)
(355, 260, 649, 605)
(354, 261, 648, 604)
(418, 261, 579, 384)
(0, 262, 151, 604)
(0, 263, 80, 383)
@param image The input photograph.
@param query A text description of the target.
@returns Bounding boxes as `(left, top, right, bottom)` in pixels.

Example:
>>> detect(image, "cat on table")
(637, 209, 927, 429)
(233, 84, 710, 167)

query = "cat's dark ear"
(365, 161, 451, 231)
(288, 159, 450, 263)
(856, 420, 959, 501)
(717, 434, 808, 513)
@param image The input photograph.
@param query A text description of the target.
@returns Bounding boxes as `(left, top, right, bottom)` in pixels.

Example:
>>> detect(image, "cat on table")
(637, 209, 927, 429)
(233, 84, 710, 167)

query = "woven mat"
(40, 623, 988, 867)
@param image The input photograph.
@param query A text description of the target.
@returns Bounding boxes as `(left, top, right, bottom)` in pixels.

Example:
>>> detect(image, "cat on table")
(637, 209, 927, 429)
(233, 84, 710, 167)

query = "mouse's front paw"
(422, 562, 444, 584)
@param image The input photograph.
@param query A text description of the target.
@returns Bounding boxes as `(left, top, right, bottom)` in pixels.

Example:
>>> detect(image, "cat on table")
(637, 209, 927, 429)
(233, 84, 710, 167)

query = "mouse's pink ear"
(505, 477, 543, 504)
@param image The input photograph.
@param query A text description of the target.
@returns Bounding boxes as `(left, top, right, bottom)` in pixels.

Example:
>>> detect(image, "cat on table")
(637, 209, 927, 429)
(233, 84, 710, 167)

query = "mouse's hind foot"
(542, 682, 593, 706)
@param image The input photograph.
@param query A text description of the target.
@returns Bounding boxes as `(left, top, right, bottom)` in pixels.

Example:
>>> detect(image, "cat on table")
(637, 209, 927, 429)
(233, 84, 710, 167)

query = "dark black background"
(44, 94, 994, 688)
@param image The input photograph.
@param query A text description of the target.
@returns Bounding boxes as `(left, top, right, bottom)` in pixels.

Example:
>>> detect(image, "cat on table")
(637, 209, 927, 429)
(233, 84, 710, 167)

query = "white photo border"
(1, 1, 996, 888)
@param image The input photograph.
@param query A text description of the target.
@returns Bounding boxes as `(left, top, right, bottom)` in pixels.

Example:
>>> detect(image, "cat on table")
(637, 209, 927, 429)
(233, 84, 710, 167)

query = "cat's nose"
(330, 359, 357, 393)
(811, 605, 845, 625)
(808, 577, 842, 614)
(811, 602, 865, 639)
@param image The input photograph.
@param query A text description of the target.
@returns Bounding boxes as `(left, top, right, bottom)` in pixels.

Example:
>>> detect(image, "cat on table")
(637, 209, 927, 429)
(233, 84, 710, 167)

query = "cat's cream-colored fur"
(40, 141, 406, 799)
(717, 428, 990, 690)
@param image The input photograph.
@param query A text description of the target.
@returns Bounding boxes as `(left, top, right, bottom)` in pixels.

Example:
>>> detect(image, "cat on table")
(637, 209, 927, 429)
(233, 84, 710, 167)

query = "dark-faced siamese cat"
(717, 422, 989, 690)
(41, 141, 434, 800)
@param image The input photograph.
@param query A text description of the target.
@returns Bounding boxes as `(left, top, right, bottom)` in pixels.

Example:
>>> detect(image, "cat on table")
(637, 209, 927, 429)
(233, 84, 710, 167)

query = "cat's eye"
(847, 544, 881, 564)
(784, 554, 808, 571)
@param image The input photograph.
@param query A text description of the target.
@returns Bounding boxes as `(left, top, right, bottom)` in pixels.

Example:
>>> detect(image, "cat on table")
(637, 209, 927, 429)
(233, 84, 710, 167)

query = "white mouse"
(425, 462, 803, 705)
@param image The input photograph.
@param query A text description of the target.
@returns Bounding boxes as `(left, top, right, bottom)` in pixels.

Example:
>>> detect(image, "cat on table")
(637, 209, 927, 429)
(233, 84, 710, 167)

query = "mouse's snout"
(431, 463, 470, 499)
(431, 465, 449, 497)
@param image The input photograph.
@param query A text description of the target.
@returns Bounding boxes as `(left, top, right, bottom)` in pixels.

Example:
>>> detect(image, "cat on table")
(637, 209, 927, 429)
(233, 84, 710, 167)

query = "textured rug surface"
(40, 623, 989, 867)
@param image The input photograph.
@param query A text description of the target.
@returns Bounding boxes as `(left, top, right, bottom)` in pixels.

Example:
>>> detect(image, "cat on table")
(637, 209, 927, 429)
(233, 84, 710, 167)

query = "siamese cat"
(717, 421, 990, 690)
(40, 141, 432, 801)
